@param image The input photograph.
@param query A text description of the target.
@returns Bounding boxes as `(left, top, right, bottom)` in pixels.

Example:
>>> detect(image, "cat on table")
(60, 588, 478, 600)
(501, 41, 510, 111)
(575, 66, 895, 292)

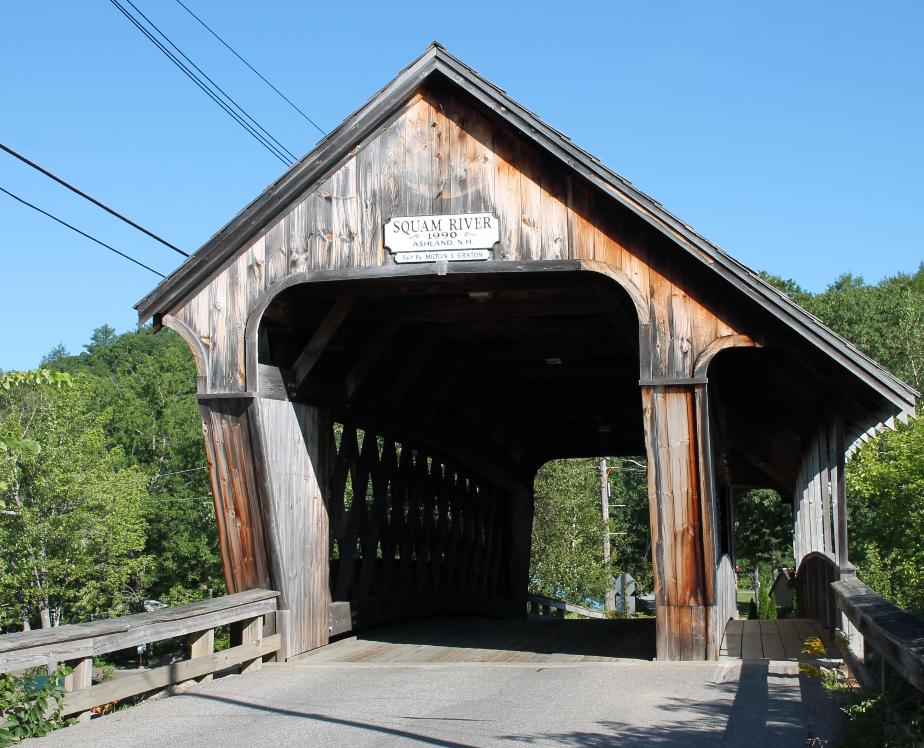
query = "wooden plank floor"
(293, 616, 657, 664)
(720, 618, 831, 660)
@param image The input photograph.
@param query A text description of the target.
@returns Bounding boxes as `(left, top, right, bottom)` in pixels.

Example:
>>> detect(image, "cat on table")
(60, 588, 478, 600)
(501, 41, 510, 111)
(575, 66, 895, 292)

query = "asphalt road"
(32, 658, 841, 747)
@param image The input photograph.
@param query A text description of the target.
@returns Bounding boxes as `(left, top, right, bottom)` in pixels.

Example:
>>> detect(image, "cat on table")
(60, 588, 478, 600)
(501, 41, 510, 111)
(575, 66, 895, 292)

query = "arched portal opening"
(704, 344, 831, 636)
(252, 265, 647, 655)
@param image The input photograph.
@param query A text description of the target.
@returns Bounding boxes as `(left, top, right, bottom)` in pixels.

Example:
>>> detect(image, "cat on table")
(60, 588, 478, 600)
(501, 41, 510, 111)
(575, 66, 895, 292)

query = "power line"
(0, 143, 188, 258)
(110, 0, 294, 165)
(121, 0, 298, 163)
(173, 0, 326, 137)
(109, 0, 294, 167)
(0, 186, 165, 278)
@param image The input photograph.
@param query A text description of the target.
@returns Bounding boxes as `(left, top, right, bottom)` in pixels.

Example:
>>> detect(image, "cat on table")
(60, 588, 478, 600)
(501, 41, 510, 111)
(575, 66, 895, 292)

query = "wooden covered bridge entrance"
(135, 44, 916, 662)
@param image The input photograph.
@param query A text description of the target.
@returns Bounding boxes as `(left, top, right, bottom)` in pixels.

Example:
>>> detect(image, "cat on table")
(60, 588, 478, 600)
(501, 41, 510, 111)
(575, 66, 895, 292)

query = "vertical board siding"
(251, 399, 330, 656)
(169, 86, 747, 395)
(793, 415, 845, 566)
(356, 138, 381, 268)
(199, 400, 271, 594)
(643, 385, 715, 660)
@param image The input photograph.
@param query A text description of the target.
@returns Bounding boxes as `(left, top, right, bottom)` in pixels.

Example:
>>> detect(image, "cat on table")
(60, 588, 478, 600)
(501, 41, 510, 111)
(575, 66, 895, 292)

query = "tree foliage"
(734, 488, 793, 599)
(530, 457, 650, 608)
(847, 416, 924, 616)
(0, 373, 148, 628)
(46, 326, 223, 607)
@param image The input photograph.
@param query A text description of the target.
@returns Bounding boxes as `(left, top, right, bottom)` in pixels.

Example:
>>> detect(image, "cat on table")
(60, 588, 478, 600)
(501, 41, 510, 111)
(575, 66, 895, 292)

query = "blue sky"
(2, 1, 922, 370)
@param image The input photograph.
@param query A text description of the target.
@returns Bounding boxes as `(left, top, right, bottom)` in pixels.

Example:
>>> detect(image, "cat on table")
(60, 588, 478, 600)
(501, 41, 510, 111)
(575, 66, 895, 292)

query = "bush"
(758, 586, 777, 620)
(0, 664, 71, 745)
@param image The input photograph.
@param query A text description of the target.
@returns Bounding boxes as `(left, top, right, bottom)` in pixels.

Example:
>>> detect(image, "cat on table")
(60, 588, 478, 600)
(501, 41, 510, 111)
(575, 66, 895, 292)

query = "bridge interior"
(259, 269, 645, 463)
(250, 266, 881, 657)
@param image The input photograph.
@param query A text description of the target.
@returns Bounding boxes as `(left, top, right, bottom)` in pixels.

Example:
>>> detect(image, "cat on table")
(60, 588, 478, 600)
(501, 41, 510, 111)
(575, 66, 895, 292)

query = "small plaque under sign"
(384, 213, 498, 262)
(395, 249, 491, 264)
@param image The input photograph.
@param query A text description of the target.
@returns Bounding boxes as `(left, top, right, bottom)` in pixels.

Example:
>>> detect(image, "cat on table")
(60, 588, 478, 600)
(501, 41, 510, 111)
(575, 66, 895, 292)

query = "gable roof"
(135, 42, 917, 420)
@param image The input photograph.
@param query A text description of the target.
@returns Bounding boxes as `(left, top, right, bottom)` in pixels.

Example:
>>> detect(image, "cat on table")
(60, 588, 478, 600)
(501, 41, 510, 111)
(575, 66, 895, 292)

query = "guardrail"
(832, 575, 924, 693)
(527, 594, 607, 620)
(0, 589, 280, 720)
(796, 553, 924, 694)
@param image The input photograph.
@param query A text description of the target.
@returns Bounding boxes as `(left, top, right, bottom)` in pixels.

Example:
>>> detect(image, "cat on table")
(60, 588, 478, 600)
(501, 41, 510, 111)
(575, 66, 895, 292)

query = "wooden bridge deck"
(720, 619, 830, 660)
(294, 615, 657, 664)
(298, 616, 830, 666)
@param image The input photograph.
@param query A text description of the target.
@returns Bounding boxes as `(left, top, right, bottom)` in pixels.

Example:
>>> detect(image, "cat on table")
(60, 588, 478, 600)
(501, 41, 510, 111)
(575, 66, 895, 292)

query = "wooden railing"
(832, 575, 924, 693)
(527, 594, 607, 620)
(0, 589, 280, 720)
(797, 553, 924, 694)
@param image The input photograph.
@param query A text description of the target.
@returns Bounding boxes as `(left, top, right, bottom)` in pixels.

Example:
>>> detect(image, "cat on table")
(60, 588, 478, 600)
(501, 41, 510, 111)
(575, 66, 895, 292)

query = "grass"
(736, 588, 756, 618)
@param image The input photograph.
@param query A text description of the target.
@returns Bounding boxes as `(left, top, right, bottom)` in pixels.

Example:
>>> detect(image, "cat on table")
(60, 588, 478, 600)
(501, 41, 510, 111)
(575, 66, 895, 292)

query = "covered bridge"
(136, 44, 917, 661)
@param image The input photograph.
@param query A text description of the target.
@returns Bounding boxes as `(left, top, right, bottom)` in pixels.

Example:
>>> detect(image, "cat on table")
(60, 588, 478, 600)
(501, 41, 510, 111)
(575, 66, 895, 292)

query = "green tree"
(530, 458, 607, 606)
(45, 327, 223, 605)
(606, 458, 652, 597)
(734, 488, 793, 601)
(529, 457, 651, 608)
(0, 372, 149, 629)
(847, 415, 924, 616)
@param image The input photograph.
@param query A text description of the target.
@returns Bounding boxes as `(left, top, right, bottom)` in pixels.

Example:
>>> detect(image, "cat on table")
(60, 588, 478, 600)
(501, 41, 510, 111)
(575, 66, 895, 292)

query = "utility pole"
(600, 457, 616, 611)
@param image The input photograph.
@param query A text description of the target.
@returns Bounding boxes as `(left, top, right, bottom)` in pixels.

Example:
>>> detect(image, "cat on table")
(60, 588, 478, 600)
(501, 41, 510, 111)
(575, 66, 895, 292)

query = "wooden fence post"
(240, 616, 264, 673)
(189, 629, 215, 683)
(63, 657, 93, 722)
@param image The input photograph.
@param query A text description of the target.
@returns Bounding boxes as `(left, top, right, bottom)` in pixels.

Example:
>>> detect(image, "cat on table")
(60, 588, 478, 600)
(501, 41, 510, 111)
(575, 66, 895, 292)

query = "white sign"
(384, 213, 499, 263)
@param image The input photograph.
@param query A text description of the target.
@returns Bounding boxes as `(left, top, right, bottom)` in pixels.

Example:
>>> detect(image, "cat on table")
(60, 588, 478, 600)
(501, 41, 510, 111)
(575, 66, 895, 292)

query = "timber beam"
(292, 295, 356, 389)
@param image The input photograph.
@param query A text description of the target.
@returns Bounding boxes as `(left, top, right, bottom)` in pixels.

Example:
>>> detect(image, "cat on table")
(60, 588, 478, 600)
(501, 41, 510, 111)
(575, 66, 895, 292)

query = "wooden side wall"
(249, 398, 330, 657)
(793, 413, 847, 568)
(327, 421, 527, 623)
(713, 554, 738, 656)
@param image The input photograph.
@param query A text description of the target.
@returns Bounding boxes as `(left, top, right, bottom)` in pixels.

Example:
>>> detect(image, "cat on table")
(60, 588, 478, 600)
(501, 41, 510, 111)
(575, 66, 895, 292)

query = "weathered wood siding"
(793, 413, 847, 567)
(250, 399, 330, 656)
(169, 89, 750, 395)
(199, 399, 271, 593)
(181, 86, 763, 661)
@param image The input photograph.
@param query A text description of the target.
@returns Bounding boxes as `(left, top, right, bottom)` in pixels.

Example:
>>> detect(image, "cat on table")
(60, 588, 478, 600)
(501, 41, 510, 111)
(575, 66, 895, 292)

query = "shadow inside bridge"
(296, 615, 657, 663)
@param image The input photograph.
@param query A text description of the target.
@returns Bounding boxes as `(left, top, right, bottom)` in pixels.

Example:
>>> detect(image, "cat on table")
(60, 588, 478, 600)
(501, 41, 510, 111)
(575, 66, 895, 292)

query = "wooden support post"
(642, 384, 716, 661)
(506, 483, 534, 617)
(833, 412, 849, 571)
(64, 657, 93, 722)
(189, 629, 215, 683)
(250, 398, 330, 658)
(198, 397, 272, 594)
(239, 616, 264, 673)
